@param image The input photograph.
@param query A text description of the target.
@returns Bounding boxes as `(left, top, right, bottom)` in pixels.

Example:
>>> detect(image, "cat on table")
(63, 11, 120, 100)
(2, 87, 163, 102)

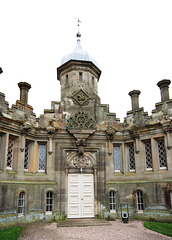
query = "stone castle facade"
(0, 34, 172, 225)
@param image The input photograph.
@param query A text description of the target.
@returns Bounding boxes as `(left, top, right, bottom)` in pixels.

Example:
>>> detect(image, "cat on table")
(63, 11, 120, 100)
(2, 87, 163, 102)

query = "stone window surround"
(42, 188, 56, 215)
(125, 142, 136, 172)
(113, 144, 123, 173)
(142, 137, 168, 172)
(107, 187, 118, 213)
(24, 139, 35, 172)
(38, 141, 47, 173)
(6, 137, 14, 170)
(18, 191, 25, 217)
(46, 191, 54, 214)
(0, 132, 7, 171)
(154, 136, 167, 170)
(16, 188, 27, 217)
(109, 190, 116, 212)
(136, 190, 144, 212)
(142, 139, 153, 171)
(6, 134, 19, 171)
(134, 187, 146, 213)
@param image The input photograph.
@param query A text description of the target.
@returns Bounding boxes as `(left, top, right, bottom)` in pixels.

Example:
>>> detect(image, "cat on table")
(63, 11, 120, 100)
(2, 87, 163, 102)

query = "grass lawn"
(144, 221, 172, 237)
(0, 226, 21, 240)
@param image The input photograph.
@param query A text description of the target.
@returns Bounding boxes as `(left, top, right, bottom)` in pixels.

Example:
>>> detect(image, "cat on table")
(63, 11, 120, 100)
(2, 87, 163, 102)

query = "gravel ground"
(19, 220, 172, 240)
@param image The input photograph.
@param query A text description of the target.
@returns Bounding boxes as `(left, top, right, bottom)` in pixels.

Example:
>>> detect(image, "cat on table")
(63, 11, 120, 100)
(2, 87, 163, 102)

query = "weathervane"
(75, 18, 82, 39)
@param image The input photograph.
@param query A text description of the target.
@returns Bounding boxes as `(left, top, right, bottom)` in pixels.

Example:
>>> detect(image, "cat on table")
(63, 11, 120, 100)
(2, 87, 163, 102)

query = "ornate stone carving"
(71, 89, 91, 106)
(46, 120, 55, 134)
(106, 125, 116, 140)
(21, 121, 31, 134)
(76, 139, 87, 155)
(66, 111, 96, 129)
(70, 155, 93, 169)
(106, 125, 116, 155)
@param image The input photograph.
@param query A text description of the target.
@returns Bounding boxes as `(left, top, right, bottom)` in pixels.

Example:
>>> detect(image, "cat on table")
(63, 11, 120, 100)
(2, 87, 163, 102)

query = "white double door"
(68, 174, 94, 218)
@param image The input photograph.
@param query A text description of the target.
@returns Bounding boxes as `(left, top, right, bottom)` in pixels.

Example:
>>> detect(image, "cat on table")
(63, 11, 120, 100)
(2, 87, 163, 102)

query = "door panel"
(82, 174, 94, 217)
(68, 174, 81, 217)
(68, 174, 94, 218)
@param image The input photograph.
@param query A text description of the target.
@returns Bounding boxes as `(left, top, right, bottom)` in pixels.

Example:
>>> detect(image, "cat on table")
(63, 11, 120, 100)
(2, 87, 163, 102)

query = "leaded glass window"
(129, 144, 135, 171)
(114, 146, 120, 172)
(18, 192, 25, 215)
(137, 190, 144, 211)
(6, 138, 14, 169)
(24, 142, 29, 170)
(109, 191, 116, 211)
(157, 139, 167, 169)
(145, 141, 153, 170)
(39, 144, 46, 171)
(46, 191, 53, 213)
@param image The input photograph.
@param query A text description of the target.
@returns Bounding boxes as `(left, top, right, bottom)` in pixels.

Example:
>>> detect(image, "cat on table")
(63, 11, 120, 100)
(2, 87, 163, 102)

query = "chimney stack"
(18, 82, 31, 105)
(129, 90, 141, 112)
(157, 79, 171, 102)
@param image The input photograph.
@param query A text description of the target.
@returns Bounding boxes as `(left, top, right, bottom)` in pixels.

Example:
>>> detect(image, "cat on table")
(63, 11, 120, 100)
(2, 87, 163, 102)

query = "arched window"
(18, 192, 25, 216)
(46, 191, 53, 214)
(136, 190, 144, 211)
(109, 191, 116, 212)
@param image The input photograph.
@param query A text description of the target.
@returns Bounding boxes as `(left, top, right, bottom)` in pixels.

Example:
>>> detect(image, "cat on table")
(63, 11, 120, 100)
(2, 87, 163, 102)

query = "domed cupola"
(60, 20, 98, 68)
(61, 38, 98, 67)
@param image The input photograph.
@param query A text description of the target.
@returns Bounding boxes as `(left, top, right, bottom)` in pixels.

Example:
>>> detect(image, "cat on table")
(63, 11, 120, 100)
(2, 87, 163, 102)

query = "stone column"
(18, 82, 31, 105)
(128, 90, 141, 111)
(157, 79, 171, 102)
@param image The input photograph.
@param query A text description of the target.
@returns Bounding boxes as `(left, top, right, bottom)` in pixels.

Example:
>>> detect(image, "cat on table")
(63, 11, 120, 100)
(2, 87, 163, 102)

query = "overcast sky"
(1, 0, 172, 121)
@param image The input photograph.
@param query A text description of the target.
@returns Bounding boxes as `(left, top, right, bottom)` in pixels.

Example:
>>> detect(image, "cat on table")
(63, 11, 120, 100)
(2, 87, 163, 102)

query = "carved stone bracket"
(106, 125, 116, 155)
(129, 126, 140, 154)
(76, 139, 87, 155)
(46, 120, 55, 134)
(20, 121, 32, 151)
(106, 126, 116, 141)
(67, 129, 95, 156)
(46, 121, 55, 155)
(21, 121, 31, 134)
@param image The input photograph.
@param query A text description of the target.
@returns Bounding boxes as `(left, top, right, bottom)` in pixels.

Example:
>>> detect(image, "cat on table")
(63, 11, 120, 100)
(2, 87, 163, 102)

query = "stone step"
(57, 218, 111, 227)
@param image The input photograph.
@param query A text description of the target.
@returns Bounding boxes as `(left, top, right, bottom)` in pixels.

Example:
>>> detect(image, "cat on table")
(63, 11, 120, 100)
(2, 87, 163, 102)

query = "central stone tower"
(57, 23, 101, 121)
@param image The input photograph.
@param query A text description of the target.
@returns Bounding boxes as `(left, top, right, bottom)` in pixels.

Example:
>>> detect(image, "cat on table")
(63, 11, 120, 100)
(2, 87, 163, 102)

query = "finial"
(76, 18, 82, 39)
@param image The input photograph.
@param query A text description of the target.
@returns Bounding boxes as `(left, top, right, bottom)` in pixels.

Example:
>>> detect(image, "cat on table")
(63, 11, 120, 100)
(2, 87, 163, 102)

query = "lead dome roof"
(60, 39, 98, 67)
